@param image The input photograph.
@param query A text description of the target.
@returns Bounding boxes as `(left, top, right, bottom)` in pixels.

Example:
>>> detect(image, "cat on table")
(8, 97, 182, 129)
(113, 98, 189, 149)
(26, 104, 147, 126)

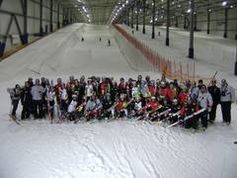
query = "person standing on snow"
(7, 84, 22, 117)
(197, 85, 213, 129)
(208, 79, 220, 123)
(21, 81, 32, 120)
(220, 79, 235, 125)
(31, 79, 45, 119)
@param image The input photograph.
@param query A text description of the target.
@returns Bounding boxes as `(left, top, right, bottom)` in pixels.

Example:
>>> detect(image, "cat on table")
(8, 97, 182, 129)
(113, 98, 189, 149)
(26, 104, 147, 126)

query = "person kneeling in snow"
(112, 94, 129, 118)
(84, 94, 102, 121)
(67, 95, 78, 121)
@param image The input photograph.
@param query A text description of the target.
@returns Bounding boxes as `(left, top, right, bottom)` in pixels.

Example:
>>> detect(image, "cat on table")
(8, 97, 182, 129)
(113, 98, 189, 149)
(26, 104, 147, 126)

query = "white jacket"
(220, 85, 235, 102)
(198, 92, 213, 110)
(68, 100, 78, 113)
(31, 85, 44, 101)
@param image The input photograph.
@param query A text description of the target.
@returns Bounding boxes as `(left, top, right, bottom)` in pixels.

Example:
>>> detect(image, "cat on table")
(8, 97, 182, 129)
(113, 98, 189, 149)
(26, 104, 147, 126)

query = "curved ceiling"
(59, 0, 237, 24)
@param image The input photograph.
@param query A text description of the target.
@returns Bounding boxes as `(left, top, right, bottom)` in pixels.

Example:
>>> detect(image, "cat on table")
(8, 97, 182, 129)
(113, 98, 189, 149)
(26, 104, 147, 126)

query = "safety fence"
(113, 24, 212, 83)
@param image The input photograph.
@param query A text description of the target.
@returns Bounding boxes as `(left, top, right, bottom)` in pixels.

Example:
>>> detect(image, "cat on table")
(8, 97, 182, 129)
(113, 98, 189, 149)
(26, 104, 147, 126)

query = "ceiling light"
(222, 1, 227, 6)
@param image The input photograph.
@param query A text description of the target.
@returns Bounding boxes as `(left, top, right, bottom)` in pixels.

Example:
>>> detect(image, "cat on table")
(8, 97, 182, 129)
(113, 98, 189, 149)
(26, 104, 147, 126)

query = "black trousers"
(221, 101, 231, 123)
(209, 104, 218, 121)
(21, 103, 31, 119)
(11, 100, 19, 116)
(200, 110, 208, 128)
(33, 100, 43, 119)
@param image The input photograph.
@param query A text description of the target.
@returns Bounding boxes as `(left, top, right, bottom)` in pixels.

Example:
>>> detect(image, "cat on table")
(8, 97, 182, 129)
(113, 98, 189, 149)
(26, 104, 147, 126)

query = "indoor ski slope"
(0, 24, 236, 178)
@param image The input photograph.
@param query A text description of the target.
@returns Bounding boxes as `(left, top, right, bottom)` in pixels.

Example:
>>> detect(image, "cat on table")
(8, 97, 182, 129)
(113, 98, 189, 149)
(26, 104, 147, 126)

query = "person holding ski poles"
(84, 94, 102, 121)
(197, 85, 213, 130)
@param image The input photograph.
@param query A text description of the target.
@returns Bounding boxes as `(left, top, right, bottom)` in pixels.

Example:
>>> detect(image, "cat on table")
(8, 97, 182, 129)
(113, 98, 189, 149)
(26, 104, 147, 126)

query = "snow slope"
(121, 24, 237, 89)
(0, 23, 236, 178)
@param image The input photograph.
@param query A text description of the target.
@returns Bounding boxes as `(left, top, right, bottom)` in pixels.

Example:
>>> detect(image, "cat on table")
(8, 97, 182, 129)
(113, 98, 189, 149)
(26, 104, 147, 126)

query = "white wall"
(174, 8, 237, 39)
(0, 0, 64, 50)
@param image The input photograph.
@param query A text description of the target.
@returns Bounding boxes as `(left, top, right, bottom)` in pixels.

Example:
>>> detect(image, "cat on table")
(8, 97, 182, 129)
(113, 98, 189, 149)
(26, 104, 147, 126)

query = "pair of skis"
(166, 108, 206, 128)
(9, 114, 21, 125)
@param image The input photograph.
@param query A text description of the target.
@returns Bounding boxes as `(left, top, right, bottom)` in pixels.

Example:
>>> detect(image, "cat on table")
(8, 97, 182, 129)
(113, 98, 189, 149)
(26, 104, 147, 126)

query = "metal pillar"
(0, 0, 3, 8)
(194, 13, 197, 31)
(166, 0, 170, 46)
(175, 16, 178, 27)
(57, 3, 60, 28)
(40, 0, 43, 35)
(223, 7, 228, 38)
(131, 6, 134, 29)
(188, 0, 194, 59)
(183, 15, 186, 29)
(127, 10, 130, 27)
(136, 0, 139, 31)
(207, 10, 210, 34)
(142, 0, 146, 34)
(21, 0, 28, 44)
(151, 0, 155, 39)
(50, 0, 53, 32)
(235, 45, 237, 75)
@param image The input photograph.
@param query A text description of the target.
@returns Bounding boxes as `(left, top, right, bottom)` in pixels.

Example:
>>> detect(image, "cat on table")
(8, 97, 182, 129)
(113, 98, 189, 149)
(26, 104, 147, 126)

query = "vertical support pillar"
(188, 0, 194, 59)
(57, 3, 60, 29)
(183, 15, 186, 29)
(235, 46, 237, 75)
(151, 0, 155, 39)
(142, 0, 146, 34)
(40, 0, 43, 35)
(166, 0, 170, 46)
(194, 13, 197, 31)
(50, 0, 53, 32)
(22, 0, 28, 44)
(207, 10, 210, 34)
(0, 0, 3, 8)
(175, 16, 178, 27)
(131, 6, 134, 29)
(136, 0, 139, 31)
(223, 7, 228, 38)
(127, 10, 130, 27)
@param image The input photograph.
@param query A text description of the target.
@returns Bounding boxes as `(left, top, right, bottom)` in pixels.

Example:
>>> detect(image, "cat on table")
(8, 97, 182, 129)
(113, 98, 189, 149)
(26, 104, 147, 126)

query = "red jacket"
(148, 85, 156, 96)
(100, 81, 107, 96)
(178, 91, 189, 105)
(115, 100, 127, 111)
(146, 100, 159, 110)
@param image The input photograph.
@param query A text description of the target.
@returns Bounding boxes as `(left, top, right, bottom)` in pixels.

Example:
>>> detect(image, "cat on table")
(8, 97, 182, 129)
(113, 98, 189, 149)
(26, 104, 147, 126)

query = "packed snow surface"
(0, 23, 236, 178)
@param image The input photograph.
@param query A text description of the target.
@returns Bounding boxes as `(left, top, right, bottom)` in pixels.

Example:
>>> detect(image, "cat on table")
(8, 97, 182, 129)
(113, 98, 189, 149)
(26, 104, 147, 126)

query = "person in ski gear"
(8, 84, 22, 117)
(60, 83, 68, 114)
(220, 79, 235, 125)
(31, 79, 45, 119)
(208, 79, 220, 123)
(112, 94, 128, 118)
(21, 81, 32, 119)
(101, 93, 114, 119)
(197, 85, 213, 129)
(85, 94, 102, 120)
(54, 78, 63, 105)
(46, 86, 55, 119)
(180, 98, 199, 129)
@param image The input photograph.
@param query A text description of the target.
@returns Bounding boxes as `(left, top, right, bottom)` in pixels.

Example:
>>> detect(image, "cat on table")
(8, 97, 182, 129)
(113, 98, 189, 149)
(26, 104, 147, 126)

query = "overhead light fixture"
(187, 9, 191, 13)
(222, 1, 227, 6)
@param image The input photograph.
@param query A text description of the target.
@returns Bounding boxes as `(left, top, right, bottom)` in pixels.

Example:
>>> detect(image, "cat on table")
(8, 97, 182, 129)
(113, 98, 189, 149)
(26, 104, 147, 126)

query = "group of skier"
(7, 74, 235, 130)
